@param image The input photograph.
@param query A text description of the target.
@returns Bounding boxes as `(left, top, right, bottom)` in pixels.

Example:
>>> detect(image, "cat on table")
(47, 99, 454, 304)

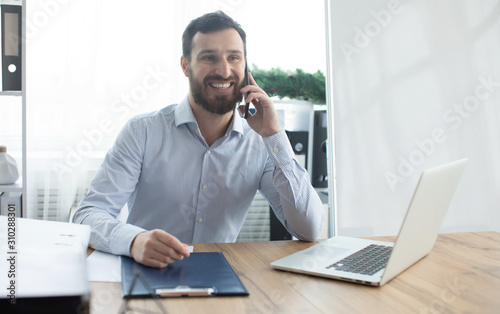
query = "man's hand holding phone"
(240, 71, 282, 138)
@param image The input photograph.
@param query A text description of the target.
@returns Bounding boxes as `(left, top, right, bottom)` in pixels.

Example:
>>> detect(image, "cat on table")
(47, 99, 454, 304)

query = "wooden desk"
(88, 232, 499, 313)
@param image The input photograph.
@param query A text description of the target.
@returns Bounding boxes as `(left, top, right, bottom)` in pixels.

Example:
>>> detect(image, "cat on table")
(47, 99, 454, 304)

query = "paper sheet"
(86, 250, 122, 282)
(0, 217, 91, 297)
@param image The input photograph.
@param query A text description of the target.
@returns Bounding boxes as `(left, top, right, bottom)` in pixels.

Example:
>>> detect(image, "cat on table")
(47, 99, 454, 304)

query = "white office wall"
(326, 0, 500, 236)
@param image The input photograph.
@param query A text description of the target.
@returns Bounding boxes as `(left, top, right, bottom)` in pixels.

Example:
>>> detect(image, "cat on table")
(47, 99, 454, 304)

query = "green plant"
(250, 65, 326, 104)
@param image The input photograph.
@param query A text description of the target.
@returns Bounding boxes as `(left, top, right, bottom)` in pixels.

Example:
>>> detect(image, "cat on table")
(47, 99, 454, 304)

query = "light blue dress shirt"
(73, 97, 323, 256)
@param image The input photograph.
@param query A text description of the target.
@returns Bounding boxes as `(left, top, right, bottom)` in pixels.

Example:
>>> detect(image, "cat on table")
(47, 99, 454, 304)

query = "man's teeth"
(209, 82, 231, 89)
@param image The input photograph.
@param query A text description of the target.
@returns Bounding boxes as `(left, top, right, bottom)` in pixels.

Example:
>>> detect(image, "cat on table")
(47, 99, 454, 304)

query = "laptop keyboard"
(326, 244, 393, 276)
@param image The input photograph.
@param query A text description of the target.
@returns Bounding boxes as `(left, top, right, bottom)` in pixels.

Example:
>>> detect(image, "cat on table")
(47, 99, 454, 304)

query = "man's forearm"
(261, 130, 324, 240)
(73, 204, 145, 256)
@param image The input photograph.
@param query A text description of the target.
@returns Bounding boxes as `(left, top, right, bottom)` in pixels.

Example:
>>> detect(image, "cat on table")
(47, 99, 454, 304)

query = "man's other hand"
(130, 229, 190, 268)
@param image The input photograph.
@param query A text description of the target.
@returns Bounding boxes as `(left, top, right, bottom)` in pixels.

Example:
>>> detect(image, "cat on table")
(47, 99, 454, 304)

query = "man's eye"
(228, 55, 240, 61)
(202, 55, 216, 62)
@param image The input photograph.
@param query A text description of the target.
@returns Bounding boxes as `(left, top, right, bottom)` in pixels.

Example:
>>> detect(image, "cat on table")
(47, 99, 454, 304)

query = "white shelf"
(0, 1, 26, 218)
(0, 179, 23, 193)
(0, 91, 22, 96)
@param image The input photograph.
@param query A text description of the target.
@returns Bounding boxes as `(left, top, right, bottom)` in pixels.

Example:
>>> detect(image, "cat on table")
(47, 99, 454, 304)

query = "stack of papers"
(0, 216, 91, 299)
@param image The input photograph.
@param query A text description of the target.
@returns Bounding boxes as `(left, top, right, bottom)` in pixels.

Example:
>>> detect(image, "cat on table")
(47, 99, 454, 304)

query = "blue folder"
(121, 252, 249, 298)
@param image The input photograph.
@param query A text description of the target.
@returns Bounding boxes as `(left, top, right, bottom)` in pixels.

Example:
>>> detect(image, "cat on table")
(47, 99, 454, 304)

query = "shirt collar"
(174, 96, 197, 127)
(174, 96, 245, 136)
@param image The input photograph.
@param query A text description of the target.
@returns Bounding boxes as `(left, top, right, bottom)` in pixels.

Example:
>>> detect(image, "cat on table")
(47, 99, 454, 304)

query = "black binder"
(121, 252, 249, 298)
(1, 4, 22, 91)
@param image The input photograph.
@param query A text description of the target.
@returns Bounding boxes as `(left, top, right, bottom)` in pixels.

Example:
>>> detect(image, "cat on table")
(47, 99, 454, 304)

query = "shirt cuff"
(262, 129, 295, 167)
(109, 223, 147, 257)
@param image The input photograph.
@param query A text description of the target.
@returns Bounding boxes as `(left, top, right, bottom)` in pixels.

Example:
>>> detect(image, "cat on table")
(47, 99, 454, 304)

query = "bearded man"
(73, 11, 323, 268)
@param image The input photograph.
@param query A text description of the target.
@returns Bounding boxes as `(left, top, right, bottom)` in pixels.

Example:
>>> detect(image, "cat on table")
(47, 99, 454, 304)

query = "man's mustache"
(204, 75, 239, 83)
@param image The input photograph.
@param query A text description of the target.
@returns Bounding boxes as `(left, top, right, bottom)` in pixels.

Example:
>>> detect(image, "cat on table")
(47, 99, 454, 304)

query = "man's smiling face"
(182, 28, 246, 115)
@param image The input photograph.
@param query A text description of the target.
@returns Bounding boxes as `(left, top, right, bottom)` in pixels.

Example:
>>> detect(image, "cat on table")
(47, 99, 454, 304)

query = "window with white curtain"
(24, 0, 327, 239)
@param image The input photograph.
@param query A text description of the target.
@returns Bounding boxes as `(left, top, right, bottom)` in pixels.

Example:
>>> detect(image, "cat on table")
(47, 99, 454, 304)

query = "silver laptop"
(271, 159, 467, 286)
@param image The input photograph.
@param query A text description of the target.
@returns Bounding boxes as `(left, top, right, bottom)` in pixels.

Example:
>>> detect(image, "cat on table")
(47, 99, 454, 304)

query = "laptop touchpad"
(305, 246, 349, 259)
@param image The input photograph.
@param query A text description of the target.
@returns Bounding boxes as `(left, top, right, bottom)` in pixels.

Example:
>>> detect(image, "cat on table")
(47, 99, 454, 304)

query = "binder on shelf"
(0, 190, 21, 216)
(121, 252, 249, 298)
(1, 4, 22, 91)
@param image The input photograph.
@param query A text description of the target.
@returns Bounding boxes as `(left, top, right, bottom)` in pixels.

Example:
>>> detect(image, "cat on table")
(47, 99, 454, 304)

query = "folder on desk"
(121, 252, 249, 298)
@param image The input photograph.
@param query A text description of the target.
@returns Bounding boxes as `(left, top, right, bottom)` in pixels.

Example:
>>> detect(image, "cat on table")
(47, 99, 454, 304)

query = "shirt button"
(202, 184, 207, 189)
(273, 147, 279, 153)
(198, 217, 203, 223)
(206, 150, 211, 154)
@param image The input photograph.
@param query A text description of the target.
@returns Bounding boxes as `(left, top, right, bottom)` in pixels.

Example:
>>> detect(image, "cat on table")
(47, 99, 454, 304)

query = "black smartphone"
(243, 61, 250, 119)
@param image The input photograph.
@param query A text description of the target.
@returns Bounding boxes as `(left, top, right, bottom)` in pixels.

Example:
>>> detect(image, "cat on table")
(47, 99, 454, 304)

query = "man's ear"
(180, 56, 189, 77)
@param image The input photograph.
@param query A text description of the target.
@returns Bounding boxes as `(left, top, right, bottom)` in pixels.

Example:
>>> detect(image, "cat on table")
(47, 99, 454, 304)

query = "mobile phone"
(243, 61, 250, 119)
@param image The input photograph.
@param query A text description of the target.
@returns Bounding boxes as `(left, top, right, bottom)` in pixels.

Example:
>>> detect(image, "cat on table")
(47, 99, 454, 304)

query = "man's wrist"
(130, 231, 146, 256)
(262, 129, 296, 167)
(260, 128, 282, 138)
(109, 223, 147, 257)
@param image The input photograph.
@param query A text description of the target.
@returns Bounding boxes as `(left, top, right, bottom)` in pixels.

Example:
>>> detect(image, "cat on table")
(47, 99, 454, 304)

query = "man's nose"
(214, 59, 231, 78)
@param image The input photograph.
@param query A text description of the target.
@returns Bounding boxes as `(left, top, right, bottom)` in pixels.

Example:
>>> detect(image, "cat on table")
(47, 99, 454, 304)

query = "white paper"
(0, 217, 91, 298)
(86, 250, 122, 282)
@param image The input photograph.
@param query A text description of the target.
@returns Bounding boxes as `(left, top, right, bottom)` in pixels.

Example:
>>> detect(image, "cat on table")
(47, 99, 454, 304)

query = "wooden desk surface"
(88, 232, 500, 313)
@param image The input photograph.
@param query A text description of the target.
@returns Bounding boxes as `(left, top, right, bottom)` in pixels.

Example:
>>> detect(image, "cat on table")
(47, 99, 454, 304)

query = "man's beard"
(188, 67, 243, 115)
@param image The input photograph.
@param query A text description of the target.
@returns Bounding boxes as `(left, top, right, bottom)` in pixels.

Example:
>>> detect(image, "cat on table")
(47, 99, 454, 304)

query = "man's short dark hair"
(182, 11, 246, 62)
